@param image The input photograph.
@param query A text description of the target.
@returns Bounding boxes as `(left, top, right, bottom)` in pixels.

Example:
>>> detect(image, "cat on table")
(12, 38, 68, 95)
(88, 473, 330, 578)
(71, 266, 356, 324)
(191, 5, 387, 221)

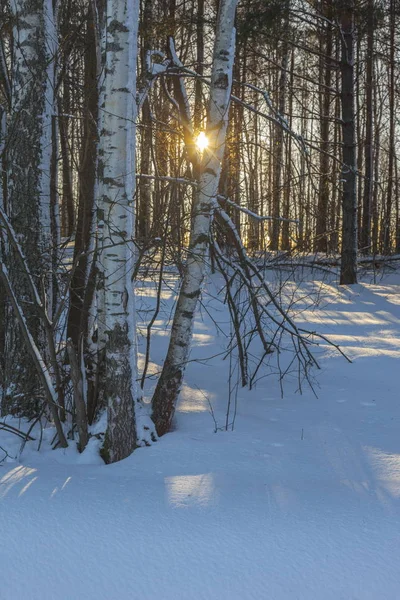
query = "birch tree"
(97, 0, 155, 462)
(3, 0, 57, 412)
(151, 0, 239, 436)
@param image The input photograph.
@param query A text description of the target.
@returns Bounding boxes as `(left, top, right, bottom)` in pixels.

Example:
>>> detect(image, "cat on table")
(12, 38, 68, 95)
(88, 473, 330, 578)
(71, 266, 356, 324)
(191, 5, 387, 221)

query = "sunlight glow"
(365, 446, 400, 499)
(0, 466, 36, 498)
(165, 473, 215, 507)
(195, 131, 209, 153)
(18, 476, 38, 497)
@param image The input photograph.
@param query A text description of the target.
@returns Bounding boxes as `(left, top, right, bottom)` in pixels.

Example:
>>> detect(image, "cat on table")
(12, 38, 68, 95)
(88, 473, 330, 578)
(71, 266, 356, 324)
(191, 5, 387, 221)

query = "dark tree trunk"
(137, 0, 153, 243)
(339, 1, 357, 285)
(66, 0, 99, 423)
(270, 19, 289, 251)
(383, 0, 395, 254)
(58, 97, 75, 238)
(281, 49, 294, 251)
(360, 0, 374, 255)
(316, 0, 333, 254)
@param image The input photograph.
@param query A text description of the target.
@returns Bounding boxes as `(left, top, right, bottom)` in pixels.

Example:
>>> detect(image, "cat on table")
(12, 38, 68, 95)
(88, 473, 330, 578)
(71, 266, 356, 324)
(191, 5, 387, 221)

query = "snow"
(1, 269, 400, 599)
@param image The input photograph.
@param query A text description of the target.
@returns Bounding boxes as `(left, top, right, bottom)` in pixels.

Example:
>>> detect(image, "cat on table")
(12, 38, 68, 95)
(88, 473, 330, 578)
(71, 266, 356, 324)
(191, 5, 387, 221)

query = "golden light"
(195, 131, 209, 153)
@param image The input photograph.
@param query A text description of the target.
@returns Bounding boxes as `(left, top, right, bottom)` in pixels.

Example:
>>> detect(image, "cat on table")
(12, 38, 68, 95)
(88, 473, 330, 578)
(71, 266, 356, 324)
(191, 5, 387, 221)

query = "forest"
(0, 1, 399, 598)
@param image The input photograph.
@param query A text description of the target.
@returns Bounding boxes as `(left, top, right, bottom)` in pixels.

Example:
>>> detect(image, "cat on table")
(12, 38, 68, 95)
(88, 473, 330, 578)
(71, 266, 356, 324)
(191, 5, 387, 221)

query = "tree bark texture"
(151, 0, 238, 437)
(97, 0, 156, 462)
(4, 0, 56, 412)
(339, 1, 357, 285)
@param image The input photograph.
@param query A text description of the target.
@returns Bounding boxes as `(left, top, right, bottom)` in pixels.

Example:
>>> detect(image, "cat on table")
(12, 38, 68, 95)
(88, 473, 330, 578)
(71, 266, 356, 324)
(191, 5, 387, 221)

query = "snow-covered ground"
(1, 270, 400, 599)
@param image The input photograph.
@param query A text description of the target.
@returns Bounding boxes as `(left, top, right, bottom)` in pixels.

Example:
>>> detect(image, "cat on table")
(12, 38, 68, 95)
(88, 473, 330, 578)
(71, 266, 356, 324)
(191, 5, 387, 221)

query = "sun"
(195, 131, 209, 153)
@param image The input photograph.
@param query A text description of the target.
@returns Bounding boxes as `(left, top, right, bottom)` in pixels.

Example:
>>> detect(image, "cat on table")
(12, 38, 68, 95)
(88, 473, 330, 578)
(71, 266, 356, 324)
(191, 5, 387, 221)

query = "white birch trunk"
(9, 0, 55, 291)
(151, 0, 238, 436)
(97, 0, 155, 462)
(4, 0, 56, 412)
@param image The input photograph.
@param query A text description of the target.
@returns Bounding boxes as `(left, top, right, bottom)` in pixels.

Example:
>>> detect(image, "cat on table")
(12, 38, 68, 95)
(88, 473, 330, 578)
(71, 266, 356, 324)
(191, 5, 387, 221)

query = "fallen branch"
(0, 263, 67, 448)
(0, 421, 36, 441)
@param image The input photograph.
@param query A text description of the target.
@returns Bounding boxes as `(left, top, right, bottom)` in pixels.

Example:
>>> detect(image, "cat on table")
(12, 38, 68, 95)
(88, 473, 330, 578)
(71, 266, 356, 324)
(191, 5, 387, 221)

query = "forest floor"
(1, 267, 400, 599)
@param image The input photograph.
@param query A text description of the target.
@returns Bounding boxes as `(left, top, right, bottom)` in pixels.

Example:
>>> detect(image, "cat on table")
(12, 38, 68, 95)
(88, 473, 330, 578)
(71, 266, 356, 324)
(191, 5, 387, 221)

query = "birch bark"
(4, 0, 56, 412)
(97, 0, 155, 462)
(151, 0, 239, 436)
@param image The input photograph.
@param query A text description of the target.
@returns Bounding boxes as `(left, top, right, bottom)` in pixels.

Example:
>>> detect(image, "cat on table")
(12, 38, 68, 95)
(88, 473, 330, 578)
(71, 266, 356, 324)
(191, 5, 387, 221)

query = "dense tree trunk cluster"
(0, 0, 398, 461)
